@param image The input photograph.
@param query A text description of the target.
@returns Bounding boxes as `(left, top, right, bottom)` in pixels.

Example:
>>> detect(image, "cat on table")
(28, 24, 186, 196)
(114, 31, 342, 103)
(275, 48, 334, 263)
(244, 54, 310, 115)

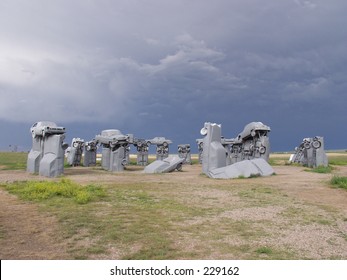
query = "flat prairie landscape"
(0, 152, 347, 259)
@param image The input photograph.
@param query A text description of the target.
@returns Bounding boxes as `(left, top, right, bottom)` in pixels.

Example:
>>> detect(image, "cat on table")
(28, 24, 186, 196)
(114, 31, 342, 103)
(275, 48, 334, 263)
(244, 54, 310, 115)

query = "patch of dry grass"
(1, 152, 347, 259)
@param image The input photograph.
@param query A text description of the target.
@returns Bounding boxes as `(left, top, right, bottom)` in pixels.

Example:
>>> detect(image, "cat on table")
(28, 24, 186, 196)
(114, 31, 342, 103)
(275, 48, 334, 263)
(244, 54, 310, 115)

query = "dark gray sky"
(1, 0, 346, 152)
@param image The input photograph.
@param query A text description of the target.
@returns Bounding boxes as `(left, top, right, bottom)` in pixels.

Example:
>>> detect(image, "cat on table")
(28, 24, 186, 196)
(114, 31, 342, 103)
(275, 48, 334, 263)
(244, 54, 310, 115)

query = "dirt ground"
(0, 163, 347, 259)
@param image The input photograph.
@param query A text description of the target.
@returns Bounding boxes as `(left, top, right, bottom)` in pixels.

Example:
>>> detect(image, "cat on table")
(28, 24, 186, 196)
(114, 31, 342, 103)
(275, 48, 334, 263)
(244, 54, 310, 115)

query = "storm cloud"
(0, 0, 346, 151)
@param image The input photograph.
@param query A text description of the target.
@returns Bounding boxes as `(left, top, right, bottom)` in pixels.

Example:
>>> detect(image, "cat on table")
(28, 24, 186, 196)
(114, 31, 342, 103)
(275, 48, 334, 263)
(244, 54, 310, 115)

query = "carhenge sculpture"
(178, 144, 192, 164)
(196, 139, 204, 164)
(146, 137, 172, 160)
(289, 136, 328, 168)
(83, 140, 98, 167)
(27, 121, 68, 177)
(66, 137, 85, 166)
(198, 122, 271, 166)
(229, 122, 271, 164)
(143, 139, 185, 173)
(133, 138, 150, 166)
(95, 129, 134, 172)
(143, 155, 184, 173)
(201, 122, 274, 179)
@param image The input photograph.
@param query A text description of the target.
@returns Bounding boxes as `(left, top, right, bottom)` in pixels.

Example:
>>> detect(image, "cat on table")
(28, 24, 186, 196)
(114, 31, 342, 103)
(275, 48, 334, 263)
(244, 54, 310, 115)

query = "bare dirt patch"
(0, 188, 70, 259)
(263, 165, 347, 213)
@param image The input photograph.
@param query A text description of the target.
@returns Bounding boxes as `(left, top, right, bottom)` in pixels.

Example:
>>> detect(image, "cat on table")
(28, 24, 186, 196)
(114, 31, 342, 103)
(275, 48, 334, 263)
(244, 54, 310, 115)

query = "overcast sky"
(0, 0, 346, 152)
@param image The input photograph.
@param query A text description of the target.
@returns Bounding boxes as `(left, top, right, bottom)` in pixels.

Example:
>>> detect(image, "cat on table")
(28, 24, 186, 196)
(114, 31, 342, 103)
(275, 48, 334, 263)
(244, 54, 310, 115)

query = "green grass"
(328, 158, 347, 166)
(330, 176, 347, 190)
(256, 246, 273, 255)
(190, 158, 200, 165)
(238, 174, 261, 179)
(5, 181, 207, 259)
(305, 165, 333, 174)
(0, 152, 27, 170)
(253, 246, 296, 260)
(3, 179, 106, 204)
(281, 206, 334, 226)
(237, 186, 280, 206)
(327, 153, 347, 166)
(268, 156, 290, 166)
(1, 178, 345, 260)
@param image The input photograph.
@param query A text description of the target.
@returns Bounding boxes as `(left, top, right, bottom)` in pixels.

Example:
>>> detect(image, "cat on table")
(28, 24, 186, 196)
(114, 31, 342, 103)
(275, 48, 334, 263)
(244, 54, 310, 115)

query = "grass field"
(1, 151, 347, 259)
(0, 152, 27, 170)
